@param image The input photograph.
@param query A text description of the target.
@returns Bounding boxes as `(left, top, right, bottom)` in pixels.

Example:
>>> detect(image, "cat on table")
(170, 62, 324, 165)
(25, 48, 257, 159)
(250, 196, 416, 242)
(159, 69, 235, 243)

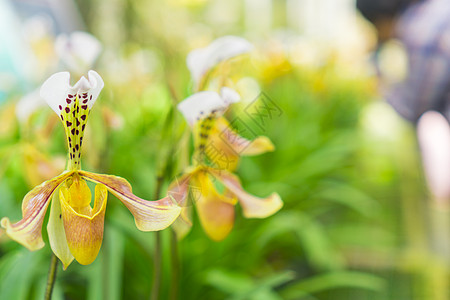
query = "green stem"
(150, 231, 162, 300)
(150, 175, 164, 300)
(44, 254, 59, 300)
(169, 229, 180, 300)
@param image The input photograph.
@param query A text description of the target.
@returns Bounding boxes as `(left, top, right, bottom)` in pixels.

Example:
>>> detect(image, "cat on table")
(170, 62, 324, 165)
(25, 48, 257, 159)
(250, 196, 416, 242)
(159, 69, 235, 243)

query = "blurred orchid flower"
(177, 88, 274, 171)
(187, 36, 253, 90)
(1, 71, 181, 268)
(170, 166, 282, 241)
(171, 90, 281, 240)
(55, 32, 102, 75)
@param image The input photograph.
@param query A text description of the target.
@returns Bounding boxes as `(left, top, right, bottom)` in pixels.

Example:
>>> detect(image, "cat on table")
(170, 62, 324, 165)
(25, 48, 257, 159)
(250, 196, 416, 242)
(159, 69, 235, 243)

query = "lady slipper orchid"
(1, 71, 181, 268)
(187, 36, 253, 90)
(177, 88, 274, 171)
(171, 89, 282, 241)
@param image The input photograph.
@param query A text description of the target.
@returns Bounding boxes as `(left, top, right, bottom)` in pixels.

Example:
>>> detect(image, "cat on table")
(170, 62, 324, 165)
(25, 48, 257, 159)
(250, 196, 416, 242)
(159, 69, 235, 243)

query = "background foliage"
(0, 0, 439, 299)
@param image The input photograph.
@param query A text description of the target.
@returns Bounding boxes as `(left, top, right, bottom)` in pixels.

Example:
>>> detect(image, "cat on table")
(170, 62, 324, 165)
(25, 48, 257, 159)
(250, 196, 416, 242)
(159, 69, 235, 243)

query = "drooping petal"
(47, 192, 74, 270)
(40, 71, 104, 169)
(216, 117, 274, 155)
(187, 36, 253, 87)
(206, 117, 275, 170)
(177, 91, 227, 126)
(1, 171, 73, 251)
(210, 169, 282, 218)
(192, 170, 235, 241)
(60, 183, 107, 265)
(79, 171, 181, 231)
(55, 31, 102, 74)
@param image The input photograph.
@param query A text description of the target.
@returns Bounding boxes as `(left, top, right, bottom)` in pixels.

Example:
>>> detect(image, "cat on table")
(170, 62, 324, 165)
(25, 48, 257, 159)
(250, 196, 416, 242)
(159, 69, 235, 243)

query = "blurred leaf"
(314, 180, 382, 218)
(0, 250, 39, 300)
(281, 271, 385, 300)
(256, 212, 344, 271)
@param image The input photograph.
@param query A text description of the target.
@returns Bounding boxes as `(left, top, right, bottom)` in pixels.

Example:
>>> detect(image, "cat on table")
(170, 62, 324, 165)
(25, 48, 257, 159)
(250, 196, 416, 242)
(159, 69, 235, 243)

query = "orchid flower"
(1, 71, 181, 268)
(171, 90, 282, 241)
(55, 32, 102, 76)
(187, 36, 253, 90)
(177, 89, 274, 171)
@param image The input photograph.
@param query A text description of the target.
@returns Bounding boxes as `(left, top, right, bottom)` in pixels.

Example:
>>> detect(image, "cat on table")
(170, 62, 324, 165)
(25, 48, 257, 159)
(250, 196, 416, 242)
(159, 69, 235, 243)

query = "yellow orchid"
(171, 89, 282, 241)
(177, 89, 274, 171)
(1, 71, 181, 269)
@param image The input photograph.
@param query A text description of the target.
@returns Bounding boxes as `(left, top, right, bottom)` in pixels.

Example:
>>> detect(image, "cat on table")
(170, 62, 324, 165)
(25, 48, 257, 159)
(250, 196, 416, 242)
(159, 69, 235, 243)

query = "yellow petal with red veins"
(210, 169, 283, 218)
(79, 171, 181, 231)
(193, 171, 235, 241)
(60, 183, 107, 265)
(1, 171, 73, 251)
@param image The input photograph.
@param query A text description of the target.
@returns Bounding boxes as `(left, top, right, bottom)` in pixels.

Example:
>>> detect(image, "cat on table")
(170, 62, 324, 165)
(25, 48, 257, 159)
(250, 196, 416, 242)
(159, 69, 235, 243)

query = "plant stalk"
(44, 254, 59, 300)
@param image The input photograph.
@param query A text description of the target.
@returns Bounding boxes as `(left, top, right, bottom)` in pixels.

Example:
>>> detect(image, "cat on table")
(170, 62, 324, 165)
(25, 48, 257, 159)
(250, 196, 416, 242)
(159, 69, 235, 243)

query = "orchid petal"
(1, 171, 73, 250)
(40, 70, 104, 115)
(40, 71, 104, 168)
(177, 91, 227, 126)
(47, 192, 74, 270)
(211, 169, 282, 218)
(79, 171, 181, 231)
(55, 31, 102, 74)
(192, 171, 235, 241)
(168, 175, 193, 239)
(60, 183, 107, 265)
(15, 88, 46, 123)
(206, 118, 274, 170)
(220, 87, 241, 105)
(216, 117, 274, 155)
(187, 36, 253, 87)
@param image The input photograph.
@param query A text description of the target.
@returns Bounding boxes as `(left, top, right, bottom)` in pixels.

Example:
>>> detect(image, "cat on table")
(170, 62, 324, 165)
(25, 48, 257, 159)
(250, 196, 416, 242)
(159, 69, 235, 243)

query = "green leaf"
(281, 271, 385, 299)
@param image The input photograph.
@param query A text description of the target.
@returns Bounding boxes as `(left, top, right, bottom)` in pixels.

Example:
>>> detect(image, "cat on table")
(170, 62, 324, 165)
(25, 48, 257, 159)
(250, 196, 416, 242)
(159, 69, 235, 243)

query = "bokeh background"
(0, 0, 443, 299)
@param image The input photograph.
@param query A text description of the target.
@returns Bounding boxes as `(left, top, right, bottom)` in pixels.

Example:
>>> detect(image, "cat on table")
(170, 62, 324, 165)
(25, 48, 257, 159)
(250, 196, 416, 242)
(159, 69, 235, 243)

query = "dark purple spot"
(69, 137, 71, 142)
(66, 99, 71, 104)
(83, 99, 88, 104)
(77, 107, 79, 113)
(60, 115, 64, 120)
(83, 93, 88, 98)
(66, 121, 72, 127)
(78, 153, 81, 158)
(90, 95, 92, 100)
(81, 115, 86, 121)
(68, 94, 74, 98)
(70, 153, 73, 159)
(76, 130, 79, 135)
(71, 128, 76, 135)
(76, 119, 80, 126)
(75, 144, 79, 151)
(65, 107, 70, 113)
(81, 105, 88, 110)
(82, 124, 85, 131)
(59, 105, 62, 110)
(72, 147, 75, 152)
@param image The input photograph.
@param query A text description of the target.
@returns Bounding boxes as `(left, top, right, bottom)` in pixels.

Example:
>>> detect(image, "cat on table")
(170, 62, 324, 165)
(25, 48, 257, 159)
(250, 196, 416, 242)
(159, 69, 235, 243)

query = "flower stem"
(44, 254, 59, 300)
(150, 175, 164, 300)
(169, 229, 180, 300)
